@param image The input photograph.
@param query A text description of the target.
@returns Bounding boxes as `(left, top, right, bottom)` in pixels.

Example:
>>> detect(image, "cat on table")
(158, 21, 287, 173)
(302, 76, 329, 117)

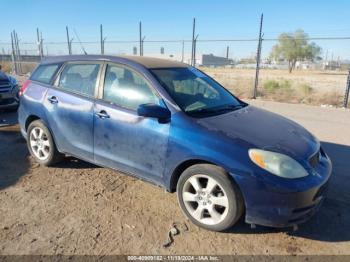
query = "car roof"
(41, 55, 189, 69)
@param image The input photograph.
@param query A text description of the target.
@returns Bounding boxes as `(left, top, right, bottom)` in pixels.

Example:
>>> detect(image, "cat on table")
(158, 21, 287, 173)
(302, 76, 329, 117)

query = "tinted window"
(151, 67, 244, 117)
(30, 64, 60, 84)
(103, 64, 160, 110)
(58, 63, 100, 97)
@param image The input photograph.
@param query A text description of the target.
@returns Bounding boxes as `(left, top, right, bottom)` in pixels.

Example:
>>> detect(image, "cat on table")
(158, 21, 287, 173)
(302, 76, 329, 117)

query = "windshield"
(150, 67, 246, 117)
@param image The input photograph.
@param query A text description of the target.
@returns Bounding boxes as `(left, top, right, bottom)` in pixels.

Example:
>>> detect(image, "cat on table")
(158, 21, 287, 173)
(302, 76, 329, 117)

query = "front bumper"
(0, 91, 19, 109)
(231, 150, 332, 228)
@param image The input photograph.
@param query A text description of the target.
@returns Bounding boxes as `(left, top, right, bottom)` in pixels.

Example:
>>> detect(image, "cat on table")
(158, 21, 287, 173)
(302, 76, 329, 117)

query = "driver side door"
(93, 63, 170, 183)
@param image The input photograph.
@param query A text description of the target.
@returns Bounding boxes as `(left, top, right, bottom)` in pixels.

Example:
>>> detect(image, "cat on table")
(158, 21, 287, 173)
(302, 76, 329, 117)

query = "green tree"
(270, 30, 321, 73)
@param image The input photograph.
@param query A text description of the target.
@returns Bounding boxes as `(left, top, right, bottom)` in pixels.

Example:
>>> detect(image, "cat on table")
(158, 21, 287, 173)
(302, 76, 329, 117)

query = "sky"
(1, 0, 350, 59)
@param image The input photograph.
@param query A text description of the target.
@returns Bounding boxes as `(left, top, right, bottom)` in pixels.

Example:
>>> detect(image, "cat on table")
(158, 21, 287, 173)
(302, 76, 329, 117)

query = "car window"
(58, 63, 100, 97)
(103, 64, 160, 110)
(151, 67, 244, 117)
(30, 64, 60, 84)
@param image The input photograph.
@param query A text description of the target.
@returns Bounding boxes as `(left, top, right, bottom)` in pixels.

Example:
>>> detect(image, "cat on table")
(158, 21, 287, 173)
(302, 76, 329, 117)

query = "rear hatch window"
(30, 64, 61, 84)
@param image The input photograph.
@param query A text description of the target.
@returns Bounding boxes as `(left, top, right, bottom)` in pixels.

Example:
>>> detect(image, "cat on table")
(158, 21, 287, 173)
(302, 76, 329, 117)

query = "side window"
(30, 64, 60, 84)
(103, 64, 160, 110)
(58, 63, 100, 97)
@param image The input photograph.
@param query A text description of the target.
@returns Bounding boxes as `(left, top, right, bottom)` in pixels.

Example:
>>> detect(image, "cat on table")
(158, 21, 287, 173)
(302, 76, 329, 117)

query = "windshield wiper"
(188, 103, 245, 116)
(212, 104, 245, 112)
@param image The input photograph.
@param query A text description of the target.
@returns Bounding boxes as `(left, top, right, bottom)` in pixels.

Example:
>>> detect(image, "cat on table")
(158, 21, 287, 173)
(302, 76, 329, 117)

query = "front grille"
(0, 79, 12, 93)
(292, 204, 316, 214)
(309, 149, 320, 168)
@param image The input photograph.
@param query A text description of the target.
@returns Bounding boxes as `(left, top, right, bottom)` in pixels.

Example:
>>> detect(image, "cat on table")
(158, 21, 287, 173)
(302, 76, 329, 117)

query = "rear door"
(93, 63, 170, 182)
(44, 62, 102, 161)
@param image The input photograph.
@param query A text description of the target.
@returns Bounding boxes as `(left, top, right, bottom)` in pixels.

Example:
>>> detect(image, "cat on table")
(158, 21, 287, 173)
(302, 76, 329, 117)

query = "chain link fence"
(1, 26, 349, 107)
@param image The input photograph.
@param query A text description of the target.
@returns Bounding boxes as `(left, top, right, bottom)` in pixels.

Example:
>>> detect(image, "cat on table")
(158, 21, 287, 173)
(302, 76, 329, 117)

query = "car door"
(93, 63, 170, 182)
(44, 62, 102, 161)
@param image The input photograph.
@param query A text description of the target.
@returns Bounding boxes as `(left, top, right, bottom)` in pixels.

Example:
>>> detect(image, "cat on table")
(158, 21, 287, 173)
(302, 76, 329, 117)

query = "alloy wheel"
(182, 174, 229, 225)
(29, 127, 51, 160)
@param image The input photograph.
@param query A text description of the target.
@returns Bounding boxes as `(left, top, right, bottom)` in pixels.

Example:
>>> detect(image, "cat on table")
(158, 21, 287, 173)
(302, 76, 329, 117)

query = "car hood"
(196, 105, 319, 161)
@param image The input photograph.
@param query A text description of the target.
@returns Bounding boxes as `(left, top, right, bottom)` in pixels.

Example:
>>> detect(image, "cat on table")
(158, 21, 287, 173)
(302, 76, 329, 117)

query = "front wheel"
(27, 120, 64, 166)
(177, 164, 244, 231)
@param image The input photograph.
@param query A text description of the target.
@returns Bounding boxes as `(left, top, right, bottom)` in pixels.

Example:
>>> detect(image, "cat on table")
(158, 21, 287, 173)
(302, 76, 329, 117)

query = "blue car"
(18, 55, 332, 231)
(0, 67, 19, 110)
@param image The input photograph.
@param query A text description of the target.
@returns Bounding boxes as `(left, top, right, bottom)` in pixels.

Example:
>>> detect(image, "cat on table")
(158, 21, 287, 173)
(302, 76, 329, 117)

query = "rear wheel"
(177, 164, 244, 231)
(27, 120, 64, 166)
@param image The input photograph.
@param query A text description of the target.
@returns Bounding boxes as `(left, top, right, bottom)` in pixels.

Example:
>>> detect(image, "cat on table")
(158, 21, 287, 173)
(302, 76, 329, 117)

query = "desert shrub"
(312, 91, 343, 106)
(297, 83, 313, 96)
(263, 79, 292, 93)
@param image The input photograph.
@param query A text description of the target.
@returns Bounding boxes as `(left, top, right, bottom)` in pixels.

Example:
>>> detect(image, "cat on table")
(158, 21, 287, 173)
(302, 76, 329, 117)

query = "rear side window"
(30, 64, 60, 84)
(58, 63, 100, 97)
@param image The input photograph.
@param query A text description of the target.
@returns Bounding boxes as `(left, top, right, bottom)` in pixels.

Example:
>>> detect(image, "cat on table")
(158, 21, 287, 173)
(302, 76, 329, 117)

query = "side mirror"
(137, 103, 171, 122)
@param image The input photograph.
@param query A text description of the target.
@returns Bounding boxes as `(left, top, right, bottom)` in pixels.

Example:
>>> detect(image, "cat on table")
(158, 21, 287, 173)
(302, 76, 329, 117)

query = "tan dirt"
(0, 100, 349, 255)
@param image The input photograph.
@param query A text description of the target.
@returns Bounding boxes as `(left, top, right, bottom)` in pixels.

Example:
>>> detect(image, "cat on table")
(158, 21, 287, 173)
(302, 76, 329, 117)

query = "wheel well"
(25, 115, 40, 131)
(169, 159, 212, 192)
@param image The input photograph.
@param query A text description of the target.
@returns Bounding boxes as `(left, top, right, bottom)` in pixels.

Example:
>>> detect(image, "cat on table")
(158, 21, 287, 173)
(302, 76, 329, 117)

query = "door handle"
(96, 110, 110, 119)
(48, 96, 58, 104)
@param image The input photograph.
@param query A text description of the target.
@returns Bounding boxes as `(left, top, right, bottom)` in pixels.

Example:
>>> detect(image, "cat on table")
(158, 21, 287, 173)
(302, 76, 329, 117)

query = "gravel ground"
(0, 100, 349, 255)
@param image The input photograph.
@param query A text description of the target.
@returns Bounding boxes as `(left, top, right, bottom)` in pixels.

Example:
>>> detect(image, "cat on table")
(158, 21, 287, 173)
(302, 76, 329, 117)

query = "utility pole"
(226, 46, 229, 59)
(191, 18, 196, 66)
(253, 13, 264, 99)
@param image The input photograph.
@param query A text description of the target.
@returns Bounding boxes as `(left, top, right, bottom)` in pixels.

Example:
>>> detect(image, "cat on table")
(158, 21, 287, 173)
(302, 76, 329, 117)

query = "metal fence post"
(193, 34, 198, 67)
(191, 18, 196, 66)
(344, 70, 350, 108)
(10, 32, 17, 74)
(14, 31, 22, 74)
(141, 36, 145, 56)
(139, 21, 142, 56)
(37, 28, 41, 57)
(181, 40, 184, 63)
(100, 24, 104, 55)
(37, 28, 44, 58)
(66, 26, 72, 55)
(253, 13, 264, 99)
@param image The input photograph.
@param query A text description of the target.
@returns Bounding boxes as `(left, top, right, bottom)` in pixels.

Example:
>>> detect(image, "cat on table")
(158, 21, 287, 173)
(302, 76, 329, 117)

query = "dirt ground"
(0, 100, 350, 255)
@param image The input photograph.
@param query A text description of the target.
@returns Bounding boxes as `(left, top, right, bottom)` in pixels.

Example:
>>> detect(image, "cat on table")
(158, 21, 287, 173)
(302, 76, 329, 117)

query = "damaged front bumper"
(231, 149, 332, 228)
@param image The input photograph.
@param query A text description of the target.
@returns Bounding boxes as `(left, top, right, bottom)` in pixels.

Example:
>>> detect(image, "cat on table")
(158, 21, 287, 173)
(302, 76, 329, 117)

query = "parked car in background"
(18, 55, 332, 231)
(0, 65, 19, 110)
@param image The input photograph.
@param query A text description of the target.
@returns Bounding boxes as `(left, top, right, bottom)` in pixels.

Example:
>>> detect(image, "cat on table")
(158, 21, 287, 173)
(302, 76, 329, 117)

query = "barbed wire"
(0, 36, 349, 45)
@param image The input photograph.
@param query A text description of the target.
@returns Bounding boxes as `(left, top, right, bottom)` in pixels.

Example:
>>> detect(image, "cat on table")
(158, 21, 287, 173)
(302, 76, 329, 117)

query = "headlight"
(248, 149, 308, 179)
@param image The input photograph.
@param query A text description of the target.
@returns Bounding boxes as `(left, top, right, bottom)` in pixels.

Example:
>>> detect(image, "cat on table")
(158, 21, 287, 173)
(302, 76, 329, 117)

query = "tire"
(27, 120, 64, 166)
(177, 164, 244, 231)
